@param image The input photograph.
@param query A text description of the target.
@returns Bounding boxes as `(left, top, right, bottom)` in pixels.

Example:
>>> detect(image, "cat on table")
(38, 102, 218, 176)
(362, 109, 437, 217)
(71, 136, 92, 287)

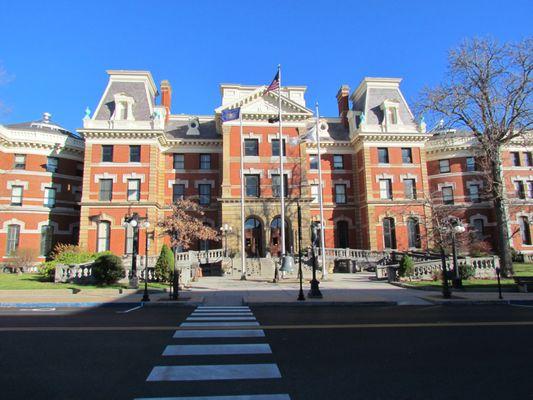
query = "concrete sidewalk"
(1, 273, 533, 307)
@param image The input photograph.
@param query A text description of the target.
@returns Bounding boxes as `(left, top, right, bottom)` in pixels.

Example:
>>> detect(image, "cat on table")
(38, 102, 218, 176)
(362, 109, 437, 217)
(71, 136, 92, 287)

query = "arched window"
(336, 221, 349, 248)
(97, 221, 111, 252)
(245, 217, 263, 257)
(407, 218, 421, 248)
(383, 218, 396, 249)
(270, 216, 291, 256)
(520, 216, 531, 245)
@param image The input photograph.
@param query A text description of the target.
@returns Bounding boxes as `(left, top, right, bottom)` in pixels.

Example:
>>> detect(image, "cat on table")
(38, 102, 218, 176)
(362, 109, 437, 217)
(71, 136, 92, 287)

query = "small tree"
(5, 248, 38, 273)
(159, 199, 219, 299)
(154, 244, 174, 282)
(398, 255, 415, 279)
(92, 254, 124, 285)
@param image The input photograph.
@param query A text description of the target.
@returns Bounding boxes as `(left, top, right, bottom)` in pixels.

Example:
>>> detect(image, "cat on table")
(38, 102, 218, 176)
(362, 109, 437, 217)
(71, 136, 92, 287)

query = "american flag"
(265, 70, 280, 93)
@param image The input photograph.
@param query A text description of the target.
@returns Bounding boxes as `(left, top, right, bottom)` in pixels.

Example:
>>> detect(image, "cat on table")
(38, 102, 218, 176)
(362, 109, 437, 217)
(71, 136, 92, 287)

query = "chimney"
(336, 85, 350, 128)
(160, 80, 172, 121)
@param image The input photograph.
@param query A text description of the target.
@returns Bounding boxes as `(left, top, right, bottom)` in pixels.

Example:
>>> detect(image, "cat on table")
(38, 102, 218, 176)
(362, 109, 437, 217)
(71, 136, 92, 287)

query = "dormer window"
(380, 99, 401, 127)
(112, 93, 135, 121)
(387, 108, 398, 125)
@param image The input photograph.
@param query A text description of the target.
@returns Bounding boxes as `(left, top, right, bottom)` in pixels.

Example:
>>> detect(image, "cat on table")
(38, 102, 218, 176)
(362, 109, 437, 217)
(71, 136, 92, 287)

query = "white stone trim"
(267, 134, 290, 143)
(332, 179, 351, 188)
(0, 218, 25, 232)
(111, 93, 135, 121)
(437, 182, 456, 191)
(466, 179, 484, 189)
(40, 182, 62, 192)
(122, 172, 146, 183)
(242, 132, 262, 142)
(267, 169, 292, 178)
(375, 173, 394, 183)
(400, 173, 418, 182)
(468, 214, 495, 227)
(194, 179, 215, 188)
(333, 216, 354, 228)
(243, 168, 264, 177)
(401, 212, 421, 223)
(168, 179, 189, 189)
(7, 180, 29, 190)
(243, 156, 260, 163)
(94, 173, 118, 183)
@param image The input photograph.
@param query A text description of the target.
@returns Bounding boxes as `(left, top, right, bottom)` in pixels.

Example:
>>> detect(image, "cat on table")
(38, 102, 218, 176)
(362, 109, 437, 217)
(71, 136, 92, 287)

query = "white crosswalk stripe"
(138, 305, 290, 399)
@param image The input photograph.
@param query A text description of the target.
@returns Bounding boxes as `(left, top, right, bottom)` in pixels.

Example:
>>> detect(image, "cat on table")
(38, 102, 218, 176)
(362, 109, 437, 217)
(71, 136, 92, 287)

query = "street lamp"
(123, 214, 140, 288)
(449, 217, 466, 289)
(219, 224, 232, 257)
(308, 221, 323, 298)
(141, 220, 151, 302)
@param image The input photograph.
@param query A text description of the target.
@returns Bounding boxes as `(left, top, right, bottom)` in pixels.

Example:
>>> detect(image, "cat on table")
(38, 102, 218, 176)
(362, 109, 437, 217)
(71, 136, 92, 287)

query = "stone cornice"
(78, 129, 163, 140)
(352, 132, 430, 144)
(0, 125, 85, 154)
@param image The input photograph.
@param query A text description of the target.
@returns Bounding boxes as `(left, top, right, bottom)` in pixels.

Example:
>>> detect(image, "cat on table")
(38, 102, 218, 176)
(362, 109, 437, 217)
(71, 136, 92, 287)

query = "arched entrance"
(245, 217, 263, 257)
(270, 216, 291, 256)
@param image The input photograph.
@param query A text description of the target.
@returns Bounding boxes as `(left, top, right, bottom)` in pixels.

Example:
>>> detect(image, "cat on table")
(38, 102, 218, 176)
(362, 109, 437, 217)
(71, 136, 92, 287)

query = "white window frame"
(127, 179, 141, 201)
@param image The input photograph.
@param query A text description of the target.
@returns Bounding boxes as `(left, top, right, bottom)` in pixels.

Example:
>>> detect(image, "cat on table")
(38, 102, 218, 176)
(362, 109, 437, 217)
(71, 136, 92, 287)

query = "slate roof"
(164, 118, 220, 140)
(5, 119, 76, 138)
(358, 87, 414, 125)
(94, 81, 153, 121)
(325, 120, 350, 141)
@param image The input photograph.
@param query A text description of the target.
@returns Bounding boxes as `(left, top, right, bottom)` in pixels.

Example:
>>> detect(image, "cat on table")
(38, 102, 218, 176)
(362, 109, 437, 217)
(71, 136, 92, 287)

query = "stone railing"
(55, 262, 94, 284)
(376, 255, 500, 281)
(319, 248, 388, 261)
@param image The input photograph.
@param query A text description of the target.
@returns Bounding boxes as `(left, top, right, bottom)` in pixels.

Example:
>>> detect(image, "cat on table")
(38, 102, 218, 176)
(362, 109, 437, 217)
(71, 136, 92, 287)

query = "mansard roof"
(165, 116, 219, 140)
(4, 113, 77, 138)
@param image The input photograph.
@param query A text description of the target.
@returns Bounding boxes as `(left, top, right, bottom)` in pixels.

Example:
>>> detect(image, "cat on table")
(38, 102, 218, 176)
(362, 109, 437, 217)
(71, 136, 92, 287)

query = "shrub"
(459, 263, 476, 280)
(5, 248, 38, 273)
(468, 241, 493, 257)
(511, 248, 524, 262)
(92, 254, 124, 285)
(50, 244, 95, 265)
(431, 268, 443, 281)
(155, 244, 174, 282)
(398, 255, 414, 278)
(39, 261, 56, 282)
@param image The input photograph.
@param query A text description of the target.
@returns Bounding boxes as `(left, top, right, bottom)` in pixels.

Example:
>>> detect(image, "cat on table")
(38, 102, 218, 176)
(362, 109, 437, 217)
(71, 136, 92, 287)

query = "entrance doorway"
(270, 216, 291, 256)
(244, 217, 263, 257)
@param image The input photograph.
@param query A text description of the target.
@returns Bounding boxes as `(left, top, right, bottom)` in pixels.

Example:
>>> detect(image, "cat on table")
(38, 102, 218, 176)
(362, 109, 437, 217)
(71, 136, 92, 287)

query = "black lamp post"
(448, 217, 466, 289)
(308, 221, 322, 298)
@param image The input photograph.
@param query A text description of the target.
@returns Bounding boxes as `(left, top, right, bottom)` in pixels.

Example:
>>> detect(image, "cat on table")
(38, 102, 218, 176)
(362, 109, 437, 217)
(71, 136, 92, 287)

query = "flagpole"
(315, 102, 327, 280)
(239, 111, 246, 280)
(277, 64, 286, 263)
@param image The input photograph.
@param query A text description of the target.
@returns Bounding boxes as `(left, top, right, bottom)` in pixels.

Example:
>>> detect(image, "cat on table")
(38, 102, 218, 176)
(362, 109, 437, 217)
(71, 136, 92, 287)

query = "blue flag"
(221, 107, 240, 122)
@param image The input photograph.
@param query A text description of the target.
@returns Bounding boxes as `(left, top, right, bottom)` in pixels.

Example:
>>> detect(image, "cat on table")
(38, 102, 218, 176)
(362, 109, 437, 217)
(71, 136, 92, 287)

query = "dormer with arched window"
(112, 93, 135, 121)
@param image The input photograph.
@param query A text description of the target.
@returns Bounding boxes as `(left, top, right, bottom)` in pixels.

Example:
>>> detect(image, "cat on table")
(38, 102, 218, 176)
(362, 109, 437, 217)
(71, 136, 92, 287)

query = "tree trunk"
(491, 151, 514, 277)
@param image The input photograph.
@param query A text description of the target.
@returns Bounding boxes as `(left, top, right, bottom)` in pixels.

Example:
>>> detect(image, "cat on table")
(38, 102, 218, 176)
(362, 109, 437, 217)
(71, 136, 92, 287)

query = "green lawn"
(405, 262, 533, 291)
(0, 273, 169, 291)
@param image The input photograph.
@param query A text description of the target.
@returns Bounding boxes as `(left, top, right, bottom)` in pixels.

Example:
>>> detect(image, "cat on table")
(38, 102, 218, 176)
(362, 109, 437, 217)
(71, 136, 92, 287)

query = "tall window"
(469, 184, 480, 203)
(245, 175, 260, 197)
(472, 218, 485, 240)
(379, 179, 392, 200)
(129, 145, 141, 162)
(336, 221, 349, 248)
(528, 181, 533, 198)
(407, 218, 421, 248)
(511, 152, 521, 166)
(439, 159, 450, 173)
(10, 185, 23, 206)
(173, 154, 185, 169)
(311, 184, 319, 204)
(310, 155, 319, 170)
(13, 154, 26, 169)
(172, 184, 185, 202)
(99, 179, 113, 201)
(199, 154, 211, 170)
(272, 174, 288, 198)
(124, 223, 134, 255)
(466, 156, 476, 172)
(442, 186, 454, 205)
(334, 184, 347, 204)
(378, 148, 389, 163)
(40, 225, 54, 256)
(387, 108, 398, 124)
(46, 157, 58, 172)
(401, 148, 413, 164)
(6, 224, 20, 255)
(198, 184, 211, 205)
(515, 181, 526, 199)
(525, 152, 533, 167)
(244, 139, 259, 156)
(97, 221, 110, 252)
(404, 179, 416, 199)
(44, 187, 56, 208)
(383, 218, 396, 249)
(333, 155, 344, 170)
(127, 179, 140, 201)
(520, 216, 531, 245)
(271, 139, 286, 156)
(102, 145, 113, 162)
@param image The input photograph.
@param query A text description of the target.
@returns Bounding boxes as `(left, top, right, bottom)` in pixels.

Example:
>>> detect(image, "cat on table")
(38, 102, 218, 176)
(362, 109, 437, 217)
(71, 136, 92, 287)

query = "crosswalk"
(136, 306, 290, 400)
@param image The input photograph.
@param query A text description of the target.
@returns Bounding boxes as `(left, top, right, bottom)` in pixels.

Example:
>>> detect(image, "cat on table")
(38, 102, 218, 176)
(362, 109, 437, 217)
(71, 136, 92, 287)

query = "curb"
(244, 301, 398, 307)
(424, 299, 533, 306)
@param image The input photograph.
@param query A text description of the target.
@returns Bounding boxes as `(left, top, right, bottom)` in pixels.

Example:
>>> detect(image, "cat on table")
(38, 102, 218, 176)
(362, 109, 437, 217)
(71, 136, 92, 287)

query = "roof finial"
(84, 107, 91, 120)
(43, 112, 51, 123)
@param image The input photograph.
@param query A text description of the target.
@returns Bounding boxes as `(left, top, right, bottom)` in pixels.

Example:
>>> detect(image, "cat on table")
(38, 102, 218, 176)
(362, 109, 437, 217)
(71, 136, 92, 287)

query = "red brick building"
(0, 113, 84, 263)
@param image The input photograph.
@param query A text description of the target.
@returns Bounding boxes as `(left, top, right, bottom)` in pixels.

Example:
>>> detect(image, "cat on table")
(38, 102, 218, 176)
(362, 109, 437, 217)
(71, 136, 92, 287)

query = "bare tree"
(418, 38, 532, 276)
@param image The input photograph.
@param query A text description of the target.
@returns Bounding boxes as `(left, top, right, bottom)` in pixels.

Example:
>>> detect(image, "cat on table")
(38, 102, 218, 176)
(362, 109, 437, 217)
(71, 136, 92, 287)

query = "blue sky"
(0, 0, 531, 132)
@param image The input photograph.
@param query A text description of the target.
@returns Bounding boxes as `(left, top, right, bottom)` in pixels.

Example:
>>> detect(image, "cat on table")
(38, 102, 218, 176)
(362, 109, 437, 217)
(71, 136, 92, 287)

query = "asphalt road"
(1, 304, 533, 400)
